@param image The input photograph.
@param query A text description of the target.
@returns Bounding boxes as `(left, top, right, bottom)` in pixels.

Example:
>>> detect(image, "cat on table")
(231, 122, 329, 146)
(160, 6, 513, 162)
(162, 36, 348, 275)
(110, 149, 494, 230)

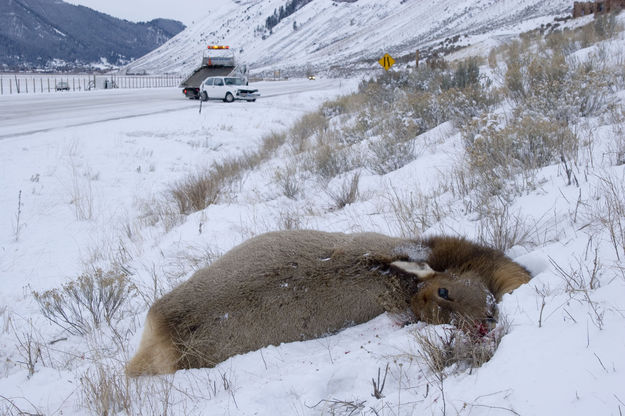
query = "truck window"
(214, 78, 224, 86)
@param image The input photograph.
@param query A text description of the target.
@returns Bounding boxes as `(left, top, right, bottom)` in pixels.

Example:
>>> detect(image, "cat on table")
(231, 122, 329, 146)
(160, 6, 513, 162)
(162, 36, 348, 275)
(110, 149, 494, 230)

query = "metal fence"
(0, 74, 184, 95)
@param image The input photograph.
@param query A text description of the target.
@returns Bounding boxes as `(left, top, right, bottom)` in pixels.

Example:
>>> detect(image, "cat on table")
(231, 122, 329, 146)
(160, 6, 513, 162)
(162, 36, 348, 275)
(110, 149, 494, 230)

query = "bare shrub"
(161, 244, 220, 289)
(396, 90, 443, 133)
(503, 40, 528, 101)
(80, 363, 133, 416)
(386, 186, 449, 238)
(321, 92, 368, 117)
(311, 398, 365, 415)
(367, 130, 418, 175)
(304, 129, 357, 181)
(437, 84, 497, 127)
(477, 199, 535, 252)
(608, 107, 625, 165)
(344, 108, 375, 143)
(258, 131, 287, 159)
(589, 173, 625, 261)
(326, 172, 360, 210)
(0, 396, 43, 416)
(462, 113, 579, 198)
(545, 30, 578, 55)
(11, 320, 50, 378)
(500, 30, 616, 123)
(34, 269, 135, 335)
(138, 197, 183, 232)
(274, 166, 301, 199)
(550, 251, 604, 329)
(592, 12, 622, 41)
(276, 209, 304, 231)
(488, 47, 498, 69)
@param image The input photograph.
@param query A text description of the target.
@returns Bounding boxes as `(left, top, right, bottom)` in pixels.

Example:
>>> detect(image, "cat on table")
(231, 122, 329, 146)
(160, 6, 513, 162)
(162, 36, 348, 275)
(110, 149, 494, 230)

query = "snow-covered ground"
(1, 17, 625, 416)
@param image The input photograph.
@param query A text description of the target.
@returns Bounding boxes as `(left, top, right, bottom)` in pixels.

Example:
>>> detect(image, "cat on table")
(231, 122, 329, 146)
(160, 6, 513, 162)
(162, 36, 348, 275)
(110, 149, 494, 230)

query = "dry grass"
(326, 172, 360, 210)
(589, 173, 625, 262)
(80, 363, 134, 415)
(274, 166, 301, 200)
(385, 186, 450, 238)
(608, 106, 625, 166)
(550, 249, 605, 330)
(169, 170, 222, 215)
(289, 110, 328, 153)
(304, 129, 357, 181)
(477, 199, 536, 252)
(138, 197, 183, 232)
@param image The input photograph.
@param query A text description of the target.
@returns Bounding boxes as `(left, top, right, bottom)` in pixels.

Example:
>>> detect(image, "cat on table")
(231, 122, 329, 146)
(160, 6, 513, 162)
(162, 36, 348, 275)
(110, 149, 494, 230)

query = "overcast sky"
(64, 0, 203, 26)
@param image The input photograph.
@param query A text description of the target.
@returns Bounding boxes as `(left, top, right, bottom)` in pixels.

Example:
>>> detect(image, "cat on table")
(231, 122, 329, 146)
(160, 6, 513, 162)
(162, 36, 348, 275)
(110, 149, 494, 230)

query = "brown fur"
(126, 230, 530, 376)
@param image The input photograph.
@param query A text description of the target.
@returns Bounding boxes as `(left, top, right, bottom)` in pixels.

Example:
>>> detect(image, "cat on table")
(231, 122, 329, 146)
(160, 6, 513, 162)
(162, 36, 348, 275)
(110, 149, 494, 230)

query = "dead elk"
(126, 230, 530, 376)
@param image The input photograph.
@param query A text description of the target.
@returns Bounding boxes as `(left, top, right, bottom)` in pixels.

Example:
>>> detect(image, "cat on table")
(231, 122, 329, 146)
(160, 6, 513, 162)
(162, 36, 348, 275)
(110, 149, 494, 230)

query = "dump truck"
(180, 45, 247, 99)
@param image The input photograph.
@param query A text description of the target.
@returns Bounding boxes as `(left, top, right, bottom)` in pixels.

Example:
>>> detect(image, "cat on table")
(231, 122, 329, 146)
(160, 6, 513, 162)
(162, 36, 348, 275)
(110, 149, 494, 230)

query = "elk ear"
(390, 261, 436, 280)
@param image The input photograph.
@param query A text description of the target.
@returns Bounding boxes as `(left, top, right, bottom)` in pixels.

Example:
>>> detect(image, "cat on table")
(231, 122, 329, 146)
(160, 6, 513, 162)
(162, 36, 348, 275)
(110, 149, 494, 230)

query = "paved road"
(0, 79, 338, 140)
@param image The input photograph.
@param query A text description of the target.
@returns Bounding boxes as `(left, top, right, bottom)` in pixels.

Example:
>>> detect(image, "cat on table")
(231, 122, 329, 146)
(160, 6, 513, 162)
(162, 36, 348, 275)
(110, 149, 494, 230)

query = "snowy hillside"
(1, 7, 625, 416)
(126, 0, 573, 76)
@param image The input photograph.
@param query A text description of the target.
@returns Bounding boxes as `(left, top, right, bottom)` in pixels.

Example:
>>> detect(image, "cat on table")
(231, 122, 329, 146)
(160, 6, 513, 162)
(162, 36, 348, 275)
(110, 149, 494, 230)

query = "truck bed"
(180, 66, 236, 88)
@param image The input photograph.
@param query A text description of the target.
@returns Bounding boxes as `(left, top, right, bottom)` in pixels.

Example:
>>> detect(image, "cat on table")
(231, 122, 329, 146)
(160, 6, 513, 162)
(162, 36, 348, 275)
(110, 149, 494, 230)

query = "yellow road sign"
(378, 53, 395, 71)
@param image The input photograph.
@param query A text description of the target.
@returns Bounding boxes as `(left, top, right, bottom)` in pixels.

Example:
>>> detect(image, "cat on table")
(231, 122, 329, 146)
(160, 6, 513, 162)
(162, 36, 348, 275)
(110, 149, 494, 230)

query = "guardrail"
(0, 74, 184, 95)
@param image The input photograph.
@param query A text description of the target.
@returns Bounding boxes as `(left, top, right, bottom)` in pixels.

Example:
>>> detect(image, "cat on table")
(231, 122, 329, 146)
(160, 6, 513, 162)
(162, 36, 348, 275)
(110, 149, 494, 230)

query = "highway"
(0, 79, 339, 140)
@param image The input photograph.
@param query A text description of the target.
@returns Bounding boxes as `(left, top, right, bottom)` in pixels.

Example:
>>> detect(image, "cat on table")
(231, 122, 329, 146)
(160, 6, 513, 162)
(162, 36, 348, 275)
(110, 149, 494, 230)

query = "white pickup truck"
(199, 76, 260, 102)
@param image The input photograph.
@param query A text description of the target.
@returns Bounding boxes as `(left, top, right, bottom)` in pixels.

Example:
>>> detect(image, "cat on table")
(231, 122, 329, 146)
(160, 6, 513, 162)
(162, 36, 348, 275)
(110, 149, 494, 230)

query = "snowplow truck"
(180, 46, 246, 99)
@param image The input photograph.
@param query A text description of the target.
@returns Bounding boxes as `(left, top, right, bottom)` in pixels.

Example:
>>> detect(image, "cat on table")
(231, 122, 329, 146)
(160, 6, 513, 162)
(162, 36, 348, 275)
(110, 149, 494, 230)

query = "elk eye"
(438, 288, 449, 300)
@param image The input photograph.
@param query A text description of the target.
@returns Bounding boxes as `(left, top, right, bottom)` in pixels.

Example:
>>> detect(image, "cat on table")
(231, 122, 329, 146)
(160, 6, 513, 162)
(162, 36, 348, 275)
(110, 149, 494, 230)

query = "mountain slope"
(126, 0, 572, 76)
(0, 0, 185, 70)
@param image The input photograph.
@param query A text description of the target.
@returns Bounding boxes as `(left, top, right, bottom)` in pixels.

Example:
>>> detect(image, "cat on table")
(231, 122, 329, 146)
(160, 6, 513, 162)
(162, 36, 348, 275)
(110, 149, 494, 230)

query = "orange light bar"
(207, 45, 230, 49)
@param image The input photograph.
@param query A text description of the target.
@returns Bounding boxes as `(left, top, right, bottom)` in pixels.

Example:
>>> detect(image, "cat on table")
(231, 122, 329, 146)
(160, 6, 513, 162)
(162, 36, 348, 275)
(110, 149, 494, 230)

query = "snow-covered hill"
(2, 3, 625, 416)
(126, 0, 572, 76)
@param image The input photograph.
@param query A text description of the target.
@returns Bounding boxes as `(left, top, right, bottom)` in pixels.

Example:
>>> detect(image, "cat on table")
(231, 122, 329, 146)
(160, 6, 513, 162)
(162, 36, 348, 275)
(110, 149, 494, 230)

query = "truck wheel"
(200, 91, 208, 101)
(224, 92, 234, 103)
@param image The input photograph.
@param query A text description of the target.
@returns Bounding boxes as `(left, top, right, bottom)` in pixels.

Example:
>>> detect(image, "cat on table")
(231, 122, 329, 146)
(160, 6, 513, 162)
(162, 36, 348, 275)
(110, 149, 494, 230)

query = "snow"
(126, 0, 573, 76)
(2, 9, 625, 416)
